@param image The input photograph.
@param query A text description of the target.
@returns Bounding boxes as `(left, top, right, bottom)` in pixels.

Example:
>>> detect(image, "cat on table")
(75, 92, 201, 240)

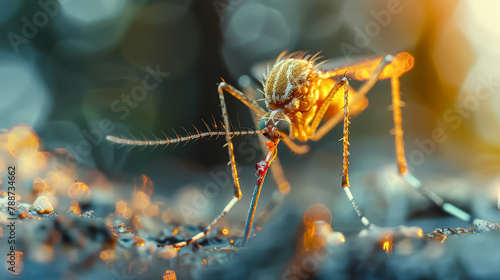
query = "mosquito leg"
(308, 77, 349, 138)
(243, 141, 278, 244)
(218, 81, 267, 114)
(311, 54, 396, 141)
(174, 83, 248, 248)
(389, 76, 478, 223)
(340, 77, 371, 227)
(282, 137, 310, 154)
(391, 76, 408, 175)
(240, 84, 293, 229)
(253, 156, 290, 228)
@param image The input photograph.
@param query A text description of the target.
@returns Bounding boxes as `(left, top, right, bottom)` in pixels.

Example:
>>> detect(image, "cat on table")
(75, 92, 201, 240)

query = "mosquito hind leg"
(340, 77, 372, 228)
(389, 76, 478, 224)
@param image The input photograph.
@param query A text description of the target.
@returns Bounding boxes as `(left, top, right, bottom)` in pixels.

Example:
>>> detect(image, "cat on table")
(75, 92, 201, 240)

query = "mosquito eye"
(275, 120, 291, 138)
(259, 118, 267, 131)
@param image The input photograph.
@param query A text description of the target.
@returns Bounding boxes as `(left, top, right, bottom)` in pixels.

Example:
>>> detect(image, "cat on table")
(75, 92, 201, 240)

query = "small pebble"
(30, 195, 54, 214)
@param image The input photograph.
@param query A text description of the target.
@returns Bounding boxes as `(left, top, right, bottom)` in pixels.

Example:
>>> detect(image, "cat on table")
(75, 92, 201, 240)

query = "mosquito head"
(259, 111, 292, 140)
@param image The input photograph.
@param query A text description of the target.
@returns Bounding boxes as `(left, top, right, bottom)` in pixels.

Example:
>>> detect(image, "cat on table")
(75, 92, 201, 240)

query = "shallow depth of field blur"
(1, 0, 500, 279)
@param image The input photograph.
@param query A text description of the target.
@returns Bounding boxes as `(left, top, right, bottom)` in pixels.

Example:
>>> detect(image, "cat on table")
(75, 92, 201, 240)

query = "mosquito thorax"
(264, 58, 315, 112)
(259, 111, 292, 140)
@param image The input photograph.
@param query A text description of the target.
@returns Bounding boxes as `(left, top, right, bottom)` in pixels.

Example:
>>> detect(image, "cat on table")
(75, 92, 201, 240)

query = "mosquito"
(107, 51, 478, 248)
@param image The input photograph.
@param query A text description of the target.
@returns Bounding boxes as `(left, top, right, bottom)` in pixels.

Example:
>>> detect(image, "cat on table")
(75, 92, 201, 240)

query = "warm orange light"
(140, 174, 154, 196)
(302, 205, 334, 252)
(6, 251, 24, 275)
(23, 151, 46, 170)
(33, 178, 55, 194)
(68, 182, 91, 201)
(441, 236, 447, 244)
(222, 228, 229, 235)
(62, 171, 79, 193)
(32, 178, 46, 193)
(172, 229, 179, 236)
(7, 125, 39, 159)
(144, 204, 159, 217)
(382, 241, 390, 254)
(123, 208, 133, 219)
(382, 235, 393, 256)
(136, 237, 146, 247)
(132, 191, 150, 210)
(100, 249, 115, 262)
(303, 204, 332, 226)
(163, 270, 177, 280)
(69, 200, 81, 215)
(202, 259, 207, 267)
(132, 216, 142, 230)
(116, 201, 127, 214)
(417, 230, 423, 237)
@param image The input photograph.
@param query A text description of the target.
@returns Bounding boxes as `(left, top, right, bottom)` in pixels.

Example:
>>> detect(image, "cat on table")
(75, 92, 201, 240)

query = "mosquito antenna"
(127, 133, 138, 152)
(201, 119, 214, 140)
(180, 126, 191, 146)
(150, 131, 160, 152)
(106, 129, 263, 148)
(139, 133, 149, 152)
(160, 130, 170, 152)
(171, 128, 181, 149)
(191, 124, 202, 144)
(212, 115, 218, 131)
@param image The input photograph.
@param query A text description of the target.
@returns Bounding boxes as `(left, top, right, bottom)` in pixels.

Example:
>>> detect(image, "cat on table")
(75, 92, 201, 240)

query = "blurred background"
(1, 0, 500, 277)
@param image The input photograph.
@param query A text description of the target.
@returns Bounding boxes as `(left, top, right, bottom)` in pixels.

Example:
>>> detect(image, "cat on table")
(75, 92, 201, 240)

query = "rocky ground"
(1, 199, 499, 280)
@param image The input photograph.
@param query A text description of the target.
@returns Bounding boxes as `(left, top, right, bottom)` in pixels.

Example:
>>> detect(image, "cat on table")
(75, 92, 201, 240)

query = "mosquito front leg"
(241, 84, 292, 236)
(252, 151, 291, 229)
(218, 81, 267, 114)
(173, 83, 249, 248)
(243, 140, 278, 244)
